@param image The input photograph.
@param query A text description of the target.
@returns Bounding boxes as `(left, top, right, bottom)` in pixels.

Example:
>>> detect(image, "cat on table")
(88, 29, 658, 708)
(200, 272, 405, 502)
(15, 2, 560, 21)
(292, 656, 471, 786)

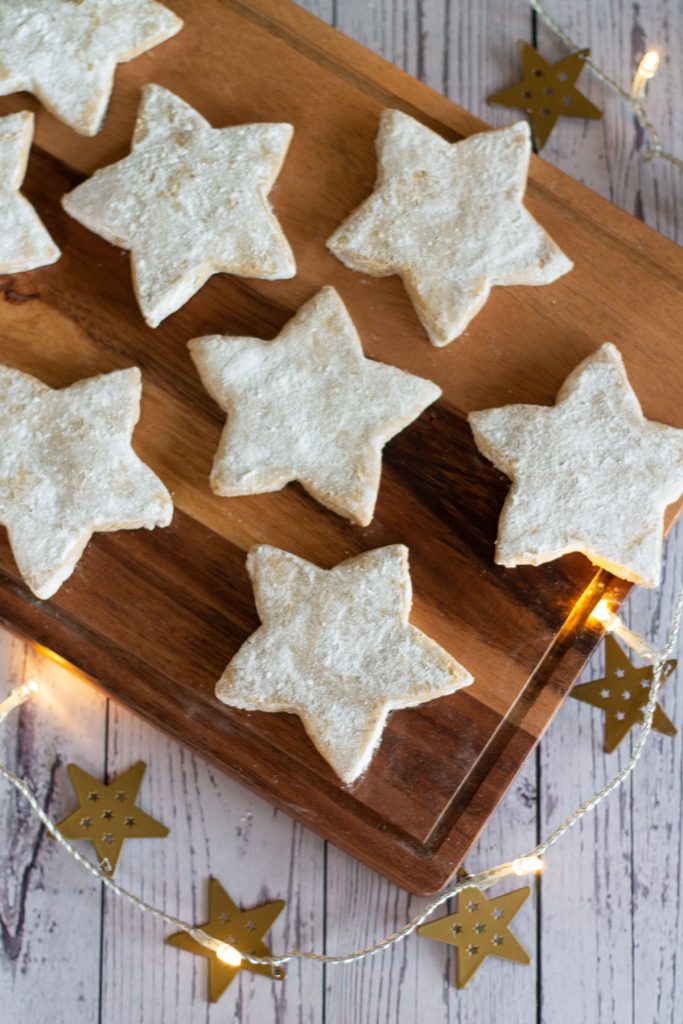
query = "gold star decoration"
(488, 41, 601, 149)
(167, 879, 285, 1002)
(571, 636, 677, 753)
(55, 762, 169, 875)
(418, 885, 531, 988)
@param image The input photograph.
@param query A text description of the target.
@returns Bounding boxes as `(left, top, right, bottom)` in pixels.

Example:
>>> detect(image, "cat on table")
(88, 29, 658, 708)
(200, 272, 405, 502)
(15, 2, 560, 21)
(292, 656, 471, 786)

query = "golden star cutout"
(55, 762, 169, 875)
(571, 636, 677, 753)
(167, 879, 285, 1003)
(418, 885, 531, 988)
(489, 42, 601, 149)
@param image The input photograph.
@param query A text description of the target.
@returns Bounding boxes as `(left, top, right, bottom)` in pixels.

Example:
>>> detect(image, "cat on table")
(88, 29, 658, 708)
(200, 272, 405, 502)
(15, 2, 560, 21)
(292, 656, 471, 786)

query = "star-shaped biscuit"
(0, 111, 60, 273)
(327, 111, 572, 347)
(0, 0, 182, 136)
(0, 364, 173, 599)
(55, 761, 169, 875)
(62, 84, 296, 327)
(167, 879, 285, 1002)
(216, 544, 473, 784)
(189, 287, 441, 525)
(418, 885, 531, 988)
(571, 635, 677, 753)
(468, 343, 683, 587)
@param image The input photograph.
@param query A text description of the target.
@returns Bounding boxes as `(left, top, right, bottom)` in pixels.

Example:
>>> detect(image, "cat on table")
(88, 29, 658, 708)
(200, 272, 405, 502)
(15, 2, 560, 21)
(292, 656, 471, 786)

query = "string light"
(187, 930, 244, 966)
(0, 586, 680, 973)
(464, 855, 544, 890)
(0, 679, 39, 724)
(530, 1, 683, 172)
(511, 855, 544, 876)
(631, 50, 660, 99)
(216, 943, 243, 967)
(591, 599, 657, 660)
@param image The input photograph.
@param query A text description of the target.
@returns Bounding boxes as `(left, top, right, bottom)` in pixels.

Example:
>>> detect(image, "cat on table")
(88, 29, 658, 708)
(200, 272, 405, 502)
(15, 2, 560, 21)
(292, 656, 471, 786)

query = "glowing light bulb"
(639, 50, 660, 79)
(590, 599, 656, 660)
(632, 50, 661, 98)
(216, 943, 242, 967)
(591, 599, 615, 627)
(0, 679, 40, 724)
(511, 855, 544, 876)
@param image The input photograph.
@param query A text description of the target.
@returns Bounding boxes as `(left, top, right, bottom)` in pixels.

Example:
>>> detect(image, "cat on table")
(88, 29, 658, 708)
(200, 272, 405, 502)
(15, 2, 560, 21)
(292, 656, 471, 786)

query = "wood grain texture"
(100, 701, 326, 1024)
(536, 4, 683, 1021)
(1, 0, 683, 1021)
(0, 642, 106, 1023)
(1, 0, 679, 894)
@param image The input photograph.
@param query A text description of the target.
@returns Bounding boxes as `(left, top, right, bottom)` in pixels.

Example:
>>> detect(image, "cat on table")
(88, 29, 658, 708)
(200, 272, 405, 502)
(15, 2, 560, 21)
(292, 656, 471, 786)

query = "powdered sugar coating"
(0, 364, 173, 599)
(189, 287, 441, 525)
(328, 111, 572, 347)
(62, 84, 296, 326)
(0, 111, 60, 273)
(469, 343, 683, 587)
(216, 544, 473, 784)
(0, 0, 182, 136)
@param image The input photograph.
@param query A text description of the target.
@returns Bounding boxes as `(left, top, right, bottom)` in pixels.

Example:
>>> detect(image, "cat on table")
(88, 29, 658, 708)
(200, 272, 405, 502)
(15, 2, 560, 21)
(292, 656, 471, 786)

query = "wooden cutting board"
(0, 0, 681, 895)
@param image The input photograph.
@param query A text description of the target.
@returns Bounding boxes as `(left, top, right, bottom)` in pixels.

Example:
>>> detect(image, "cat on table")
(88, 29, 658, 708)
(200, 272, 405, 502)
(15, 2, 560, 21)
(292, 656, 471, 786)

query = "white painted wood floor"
(2, 2, 683, 1021)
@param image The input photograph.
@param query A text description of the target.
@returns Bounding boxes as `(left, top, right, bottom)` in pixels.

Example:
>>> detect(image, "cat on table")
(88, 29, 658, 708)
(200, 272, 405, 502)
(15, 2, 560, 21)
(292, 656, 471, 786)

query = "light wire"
(530, 0, 683, 173)
(0, 588, 681, 970)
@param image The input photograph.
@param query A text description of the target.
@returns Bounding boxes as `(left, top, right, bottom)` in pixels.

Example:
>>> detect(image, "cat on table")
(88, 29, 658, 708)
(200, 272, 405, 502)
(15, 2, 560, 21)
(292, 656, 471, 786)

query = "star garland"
(0, 592, 680, 1001)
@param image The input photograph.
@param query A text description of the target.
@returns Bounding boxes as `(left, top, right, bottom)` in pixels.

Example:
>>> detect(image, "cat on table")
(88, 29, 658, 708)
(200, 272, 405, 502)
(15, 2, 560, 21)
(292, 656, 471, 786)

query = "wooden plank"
(0, 637, 105, 1023)
(100, 701, 326, 1023)
(537, 5, 683, 1021)
(630, 520, 683, 1024)
(539, 518, 683, 1024)
(324, 762, 539, 1023)
(0, 0, 681, 894)
(539, 643, 636, 1024)
(322, 2, 541, 1020)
